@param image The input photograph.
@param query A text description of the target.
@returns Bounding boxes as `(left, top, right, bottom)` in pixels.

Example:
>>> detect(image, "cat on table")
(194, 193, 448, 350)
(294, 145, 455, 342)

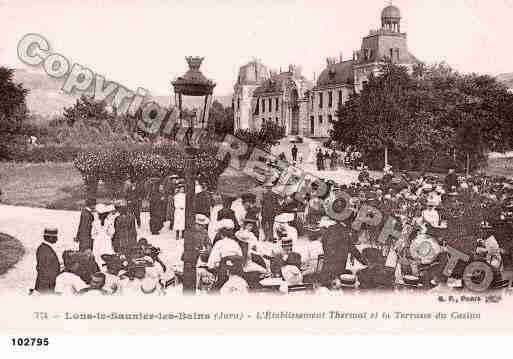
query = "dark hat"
(85, 198, 96, 207)
(243, 217, 258, 224)
(43, 227, 58, 238)
(241, 193, 256, 203)
(222, 195, 236, 205)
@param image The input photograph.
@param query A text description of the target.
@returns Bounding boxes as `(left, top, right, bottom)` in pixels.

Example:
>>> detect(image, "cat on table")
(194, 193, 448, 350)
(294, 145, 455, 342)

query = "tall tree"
(0, 67, 29, 159)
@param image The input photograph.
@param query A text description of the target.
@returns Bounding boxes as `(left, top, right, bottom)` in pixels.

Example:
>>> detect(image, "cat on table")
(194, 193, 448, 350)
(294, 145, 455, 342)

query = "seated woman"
(235, 219, 268, 274)
(207, 221, 243, 288)
(219, 256, 249, 295)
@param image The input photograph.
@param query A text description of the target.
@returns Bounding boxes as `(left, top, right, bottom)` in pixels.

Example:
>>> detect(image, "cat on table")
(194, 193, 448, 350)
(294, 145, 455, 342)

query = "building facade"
(233, 3, 420, 138)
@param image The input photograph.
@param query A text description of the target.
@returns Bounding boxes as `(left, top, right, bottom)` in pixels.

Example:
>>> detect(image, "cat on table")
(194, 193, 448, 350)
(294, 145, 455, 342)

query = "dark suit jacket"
(76, 208, 94, 252)
(194, 191, 213, 218)
(320, 223, 366, 284)
(35, 242, 60, 293)
(261, 191, 280, 220)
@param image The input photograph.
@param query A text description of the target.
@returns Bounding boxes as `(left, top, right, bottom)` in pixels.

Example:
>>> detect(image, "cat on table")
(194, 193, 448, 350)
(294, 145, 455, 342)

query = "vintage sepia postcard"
(1, 0, 513, 342)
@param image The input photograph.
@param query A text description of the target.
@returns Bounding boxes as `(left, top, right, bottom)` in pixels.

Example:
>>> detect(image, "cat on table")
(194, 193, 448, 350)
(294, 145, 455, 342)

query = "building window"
(395, 48, 400, 61)
(261, 99, 265, 113)
(328, 114, 332, 124)
(268, 98, 272, 113)
(275, 117, 279, 124)
(319, 93, 323, 108)
(319, 115, 323, 124)
(310, 116, 315, 135)
(237, 97, 240, 111)
(389, 48, 394, 61)
(328, 91, 333, 107)
(338, 90, 343, 105)
(255, 98, 259, 115)
(275, 98, 279, 111)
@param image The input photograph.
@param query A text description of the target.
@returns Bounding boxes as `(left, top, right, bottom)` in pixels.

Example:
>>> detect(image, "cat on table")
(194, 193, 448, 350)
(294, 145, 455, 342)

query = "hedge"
(74, 142, 230, 194)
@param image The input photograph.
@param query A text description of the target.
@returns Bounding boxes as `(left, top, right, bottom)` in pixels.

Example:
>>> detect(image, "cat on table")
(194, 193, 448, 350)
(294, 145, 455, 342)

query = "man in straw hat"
(34, 227, 60, 293)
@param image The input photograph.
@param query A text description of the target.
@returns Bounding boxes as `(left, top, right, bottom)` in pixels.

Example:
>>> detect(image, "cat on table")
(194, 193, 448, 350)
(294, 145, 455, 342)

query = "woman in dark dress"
(149, 182, 167, 235)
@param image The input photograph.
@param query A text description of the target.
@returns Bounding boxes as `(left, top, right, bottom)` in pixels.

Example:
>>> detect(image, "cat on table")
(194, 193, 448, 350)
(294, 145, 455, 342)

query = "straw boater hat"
(339, 271, 357, 287)
(195, 214, 210, 226)
(275, 213, 294, 223)
(95, 203, 115, 214)
(216, 219, 235, 231)
(140, 277, 158, 294)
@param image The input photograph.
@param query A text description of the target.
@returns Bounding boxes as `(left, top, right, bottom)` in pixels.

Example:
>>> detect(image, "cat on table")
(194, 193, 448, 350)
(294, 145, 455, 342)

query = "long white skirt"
(173, 208, 186, 231)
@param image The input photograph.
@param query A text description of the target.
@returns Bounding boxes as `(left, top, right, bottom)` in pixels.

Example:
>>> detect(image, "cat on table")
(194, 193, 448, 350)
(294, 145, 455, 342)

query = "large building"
(233, 3, 420, 138)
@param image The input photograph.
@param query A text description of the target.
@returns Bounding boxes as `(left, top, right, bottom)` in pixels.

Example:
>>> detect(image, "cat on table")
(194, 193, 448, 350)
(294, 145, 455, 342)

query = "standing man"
(291, 144, 298, 163)
(320, 216, 367, 286)
(149, 181, 167, 235)
(194, 180, 213, 218)
(444, 167, 459, 193)
(34, 228, 60, 294)
(125, 179, 143, 228)
(76, 198, 96, 252)
(261, 183, 279, 242)
(162, 175, 178, 230)
(112, 200, 137, 254)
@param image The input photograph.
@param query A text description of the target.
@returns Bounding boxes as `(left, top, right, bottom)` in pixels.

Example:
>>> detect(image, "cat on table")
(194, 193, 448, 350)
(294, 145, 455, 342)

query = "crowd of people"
(278, 144, 362, 171)
(31, 158, 513, 296)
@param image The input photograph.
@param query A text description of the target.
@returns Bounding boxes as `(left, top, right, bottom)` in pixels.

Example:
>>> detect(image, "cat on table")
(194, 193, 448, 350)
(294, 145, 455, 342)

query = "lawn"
(0, 162, 260, 211)
(0, 233, 25, 276)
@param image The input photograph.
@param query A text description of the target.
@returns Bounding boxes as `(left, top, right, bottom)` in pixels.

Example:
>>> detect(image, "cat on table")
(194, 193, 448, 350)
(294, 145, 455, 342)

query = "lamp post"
(172, 57, 216, 294)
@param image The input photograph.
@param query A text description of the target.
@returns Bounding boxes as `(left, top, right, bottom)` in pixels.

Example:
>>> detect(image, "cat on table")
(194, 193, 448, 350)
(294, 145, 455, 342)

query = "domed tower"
(352, 3, 419, 93)
(381, 3, 401, 32)
(233, 59, 270, 131)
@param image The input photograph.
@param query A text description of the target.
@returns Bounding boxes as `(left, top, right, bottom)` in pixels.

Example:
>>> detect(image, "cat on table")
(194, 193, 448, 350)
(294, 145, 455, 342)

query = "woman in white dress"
(173, 186, 186, 240)
(92, 204, 116, 264)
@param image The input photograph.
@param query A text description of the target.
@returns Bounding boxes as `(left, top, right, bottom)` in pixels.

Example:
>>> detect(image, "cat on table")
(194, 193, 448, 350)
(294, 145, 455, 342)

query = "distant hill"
(13, 68, 79, 116)
(13, 68, 232, 117)
(497, 73, 513, 89)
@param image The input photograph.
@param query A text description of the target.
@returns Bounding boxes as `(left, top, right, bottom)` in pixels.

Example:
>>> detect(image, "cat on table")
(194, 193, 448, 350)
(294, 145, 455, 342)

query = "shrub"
(74, 142, 230, 197)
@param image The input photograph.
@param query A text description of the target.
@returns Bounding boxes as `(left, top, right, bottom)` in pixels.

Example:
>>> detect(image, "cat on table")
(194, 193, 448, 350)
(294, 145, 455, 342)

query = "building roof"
(315, 60, 355, 88)
(236, 60, 269, 86)
(381, 4, 401, 19)
(253, 68, 311, 96)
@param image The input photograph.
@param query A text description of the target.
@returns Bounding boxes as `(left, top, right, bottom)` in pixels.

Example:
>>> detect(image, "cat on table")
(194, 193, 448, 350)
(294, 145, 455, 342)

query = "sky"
(1, 0, 512, 96)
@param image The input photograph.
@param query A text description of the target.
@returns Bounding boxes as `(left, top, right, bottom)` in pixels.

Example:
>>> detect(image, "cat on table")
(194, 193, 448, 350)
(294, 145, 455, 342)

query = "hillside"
(13, 68, 232, 117)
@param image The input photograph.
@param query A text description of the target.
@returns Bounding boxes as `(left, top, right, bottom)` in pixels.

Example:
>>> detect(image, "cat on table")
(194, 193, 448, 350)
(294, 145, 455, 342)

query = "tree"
(63, 95, 113, 127)
(331, 61, 513, 172)
(210, 100, 234, 137)
(0, 67, 29, 159)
